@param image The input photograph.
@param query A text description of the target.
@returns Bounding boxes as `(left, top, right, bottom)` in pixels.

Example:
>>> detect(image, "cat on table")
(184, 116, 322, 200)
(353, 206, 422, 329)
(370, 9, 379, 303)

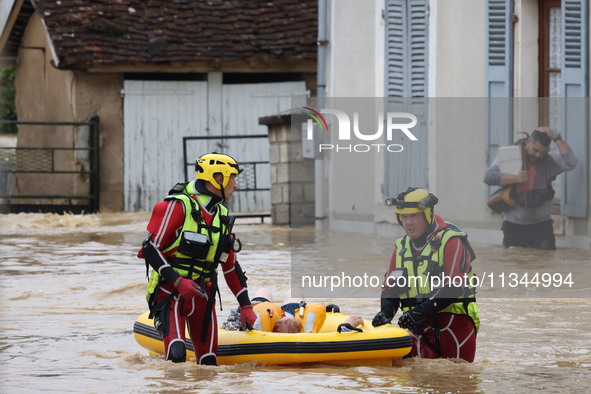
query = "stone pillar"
(259, 109, 314, 226)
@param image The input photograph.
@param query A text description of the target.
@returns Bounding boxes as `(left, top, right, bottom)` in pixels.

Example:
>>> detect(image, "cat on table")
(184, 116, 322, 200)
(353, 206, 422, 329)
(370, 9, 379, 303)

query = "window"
(539, 0, 562, 98)
(538, 0, 561, 129)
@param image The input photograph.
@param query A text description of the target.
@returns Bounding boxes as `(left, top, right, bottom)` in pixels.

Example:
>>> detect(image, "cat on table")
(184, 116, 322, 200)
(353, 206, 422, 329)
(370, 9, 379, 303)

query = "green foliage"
(0, 67, 17, 134)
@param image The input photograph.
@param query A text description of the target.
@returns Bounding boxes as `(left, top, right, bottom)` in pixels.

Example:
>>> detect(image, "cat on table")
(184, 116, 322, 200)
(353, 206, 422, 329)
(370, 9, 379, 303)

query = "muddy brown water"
(1, 212, 589, 393)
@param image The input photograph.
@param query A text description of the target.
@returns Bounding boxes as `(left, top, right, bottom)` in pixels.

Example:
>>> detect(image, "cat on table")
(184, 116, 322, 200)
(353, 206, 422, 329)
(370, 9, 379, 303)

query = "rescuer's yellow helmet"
(195, 152, 242, 189)
(387, 187, 438, 225)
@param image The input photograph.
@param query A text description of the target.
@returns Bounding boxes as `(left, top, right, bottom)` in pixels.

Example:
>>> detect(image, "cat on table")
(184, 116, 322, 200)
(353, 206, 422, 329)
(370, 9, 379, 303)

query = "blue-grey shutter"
(385, 0, 405, 97)
(486, 0, 514, 168)
(385, 0, 428, 97)
(384, 0, 428, 197)
(408, 1, 428, 97)
(486, 0, 514, 98)
(560, 0, 588, 217)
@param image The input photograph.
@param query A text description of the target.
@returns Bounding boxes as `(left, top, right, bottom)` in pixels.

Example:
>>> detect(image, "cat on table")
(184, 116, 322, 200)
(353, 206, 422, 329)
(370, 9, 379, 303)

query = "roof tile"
(32, 0, 317, 69)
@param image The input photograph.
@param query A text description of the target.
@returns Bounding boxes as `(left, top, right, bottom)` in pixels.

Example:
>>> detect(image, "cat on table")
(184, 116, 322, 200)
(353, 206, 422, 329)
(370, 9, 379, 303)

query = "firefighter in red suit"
(372, 188, 480, 362)
(138, 152, 257, 365)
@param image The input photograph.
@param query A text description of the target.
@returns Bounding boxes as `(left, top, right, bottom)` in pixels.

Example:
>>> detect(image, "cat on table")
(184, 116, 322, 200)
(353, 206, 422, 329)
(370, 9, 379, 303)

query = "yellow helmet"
(195, 152, 243, 189)
(388, 187, 438, 224)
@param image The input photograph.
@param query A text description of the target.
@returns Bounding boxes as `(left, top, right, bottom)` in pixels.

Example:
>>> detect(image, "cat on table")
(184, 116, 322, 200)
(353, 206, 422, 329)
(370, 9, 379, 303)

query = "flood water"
(1, 212, 590, 393)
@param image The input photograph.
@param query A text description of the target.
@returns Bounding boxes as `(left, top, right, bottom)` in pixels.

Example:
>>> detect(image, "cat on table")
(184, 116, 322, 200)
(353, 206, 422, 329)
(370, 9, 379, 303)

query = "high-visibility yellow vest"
(146, 181, 229, 301)
(395, 223, 480, 332)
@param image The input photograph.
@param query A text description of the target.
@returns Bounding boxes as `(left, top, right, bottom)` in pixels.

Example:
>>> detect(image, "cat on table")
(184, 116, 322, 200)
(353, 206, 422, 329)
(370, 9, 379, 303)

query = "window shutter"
(486, 0, 514, 168)
(560, 0, 588, 217)
(486, 0, 514, 98)
(385, 0, 428, 97)
(384, 0, 429, 197)
(385, 0, 405, 97)
(409, 0, 428, 97)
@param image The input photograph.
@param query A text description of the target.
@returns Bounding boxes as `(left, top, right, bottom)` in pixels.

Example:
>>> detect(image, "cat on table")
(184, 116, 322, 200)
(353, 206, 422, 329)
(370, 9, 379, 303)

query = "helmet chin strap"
(411, 221, 437, 249)
(218, 176, 226, 201)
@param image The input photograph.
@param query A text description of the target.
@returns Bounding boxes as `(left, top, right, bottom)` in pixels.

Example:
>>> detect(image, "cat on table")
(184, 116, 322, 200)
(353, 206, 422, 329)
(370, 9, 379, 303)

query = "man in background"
(484, 127, 577, 250)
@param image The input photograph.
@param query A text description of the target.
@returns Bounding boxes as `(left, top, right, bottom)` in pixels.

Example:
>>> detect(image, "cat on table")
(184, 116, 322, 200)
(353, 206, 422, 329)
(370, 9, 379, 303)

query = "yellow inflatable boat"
(133, 311, 412, 366)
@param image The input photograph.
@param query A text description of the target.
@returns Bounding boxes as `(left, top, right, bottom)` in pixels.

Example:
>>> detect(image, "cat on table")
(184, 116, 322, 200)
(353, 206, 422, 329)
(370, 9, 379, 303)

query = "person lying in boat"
(222, 288, 363, 333)
(273, 315, 363, 334)
(272, 316, 302, 333)
(222, 287, 289, 331)
(278, 290, 364, 332)
(271, 314, 364, 334)
(224, 299, 327, 333)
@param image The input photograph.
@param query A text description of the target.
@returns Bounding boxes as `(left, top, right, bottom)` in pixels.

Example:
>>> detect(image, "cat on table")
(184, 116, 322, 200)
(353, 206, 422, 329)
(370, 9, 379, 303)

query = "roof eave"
(76, 58, 317, 74)
(37, 11, 60, 68)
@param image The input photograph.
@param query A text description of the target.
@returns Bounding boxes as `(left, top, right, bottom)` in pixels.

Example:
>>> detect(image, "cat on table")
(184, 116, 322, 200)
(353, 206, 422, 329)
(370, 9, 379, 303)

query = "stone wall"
(260, 110, 314, 226)
(14, 13, 125, 211)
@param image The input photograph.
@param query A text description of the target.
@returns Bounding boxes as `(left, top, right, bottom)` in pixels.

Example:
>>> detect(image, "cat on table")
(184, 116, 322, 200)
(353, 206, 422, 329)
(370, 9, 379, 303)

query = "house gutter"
(315, 0, 328, 225)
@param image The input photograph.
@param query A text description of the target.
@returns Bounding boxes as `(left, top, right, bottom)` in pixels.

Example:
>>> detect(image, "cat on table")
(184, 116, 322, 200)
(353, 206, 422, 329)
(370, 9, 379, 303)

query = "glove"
(173, 277, 207, 301)
(372, 311, 391, 327)
(240, 305, 257, 330)
(398, 308, 425, 329)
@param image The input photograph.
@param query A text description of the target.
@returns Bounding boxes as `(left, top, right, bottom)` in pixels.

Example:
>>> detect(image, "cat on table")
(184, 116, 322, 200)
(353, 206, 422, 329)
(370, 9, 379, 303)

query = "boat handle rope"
(337, 323, 363, 333)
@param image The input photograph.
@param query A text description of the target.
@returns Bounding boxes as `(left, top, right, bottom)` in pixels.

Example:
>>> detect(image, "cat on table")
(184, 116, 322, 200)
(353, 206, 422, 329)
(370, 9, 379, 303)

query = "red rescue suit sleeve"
(139, 200, 185, 283)
(444, 236, 473, 276)
(146, 200, 185, 249)
(382, 248, 398, 288)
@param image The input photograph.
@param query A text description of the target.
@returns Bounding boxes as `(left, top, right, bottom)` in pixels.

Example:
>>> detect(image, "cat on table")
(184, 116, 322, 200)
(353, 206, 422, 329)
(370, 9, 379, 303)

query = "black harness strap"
(148, 292, 175, 319)
(415, 316, 442, 357)
(200, 273, 218, 342)
(432, 313, 442, 356)
(168, 257, 217, 274)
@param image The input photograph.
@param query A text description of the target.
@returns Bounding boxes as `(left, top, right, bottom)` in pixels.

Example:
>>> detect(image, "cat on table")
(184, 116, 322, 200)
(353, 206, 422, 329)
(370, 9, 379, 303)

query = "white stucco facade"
(321, 0, 591, 249)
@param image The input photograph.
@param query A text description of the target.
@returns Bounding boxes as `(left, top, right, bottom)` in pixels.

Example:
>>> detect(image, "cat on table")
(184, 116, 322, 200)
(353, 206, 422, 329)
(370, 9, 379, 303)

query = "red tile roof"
(33, 0, 317, 70)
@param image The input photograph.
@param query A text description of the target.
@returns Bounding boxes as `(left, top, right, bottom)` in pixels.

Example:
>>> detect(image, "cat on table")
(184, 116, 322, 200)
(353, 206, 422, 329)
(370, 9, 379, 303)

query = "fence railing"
(0, 117, 100, 213)
(182, 134, 270, 222)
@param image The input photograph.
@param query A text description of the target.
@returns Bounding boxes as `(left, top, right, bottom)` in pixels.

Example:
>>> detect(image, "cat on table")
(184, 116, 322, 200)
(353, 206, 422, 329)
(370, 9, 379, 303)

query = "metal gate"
(0, 117, 100, 213)
(183, 134, 270, 220)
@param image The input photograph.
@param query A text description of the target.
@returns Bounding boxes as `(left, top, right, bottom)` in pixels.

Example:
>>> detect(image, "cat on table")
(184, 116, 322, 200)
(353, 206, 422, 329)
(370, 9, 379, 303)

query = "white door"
(123, 80, 208, 211)
(124, 78, 306, 213)
(185, 81, 307, 214)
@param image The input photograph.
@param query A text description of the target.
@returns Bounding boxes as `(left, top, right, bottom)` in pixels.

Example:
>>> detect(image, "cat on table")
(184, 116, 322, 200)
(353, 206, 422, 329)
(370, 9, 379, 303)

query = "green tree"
(0, 67, 17, 134)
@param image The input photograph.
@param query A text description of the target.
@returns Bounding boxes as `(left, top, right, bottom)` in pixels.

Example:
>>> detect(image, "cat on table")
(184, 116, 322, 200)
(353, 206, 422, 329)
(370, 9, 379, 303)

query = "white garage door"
(123, 78, 306, 213)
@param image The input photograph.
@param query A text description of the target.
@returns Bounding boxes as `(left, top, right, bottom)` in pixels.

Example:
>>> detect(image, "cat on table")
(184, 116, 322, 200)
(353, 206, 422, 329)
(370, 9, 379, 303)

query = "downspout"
(316, 0, 328, 227)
